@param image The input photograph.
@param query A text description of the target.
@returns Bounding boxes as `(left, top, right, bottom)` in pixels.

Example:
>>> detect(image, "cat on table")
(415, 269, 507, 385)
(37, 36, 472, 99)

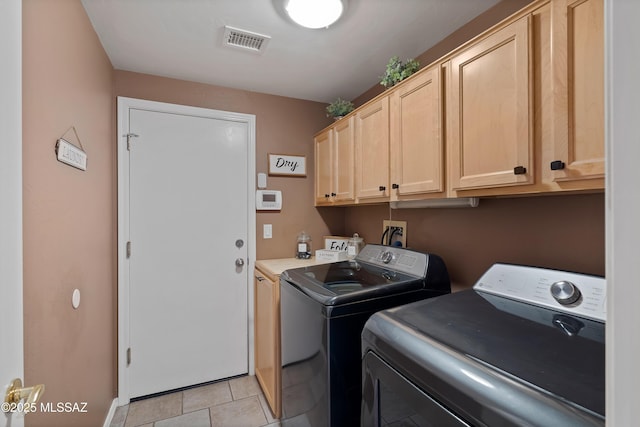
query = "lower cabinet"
(254, 268, 280, 418)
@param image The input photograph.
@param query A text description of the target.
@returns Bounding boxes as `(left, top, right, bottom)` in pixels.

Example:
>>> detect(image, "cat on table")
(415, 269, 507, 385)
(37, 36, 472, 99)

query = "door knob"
(4, 378, 45, 413)
(235, 258, 245, 267)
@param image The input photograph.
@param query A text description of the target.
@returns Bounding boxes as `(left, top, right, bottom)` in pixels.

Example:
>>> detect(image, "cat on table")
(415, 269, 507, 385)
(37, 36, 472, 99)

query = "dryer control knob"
(550, 280, 581, 305)
(380, 251, 394, 264)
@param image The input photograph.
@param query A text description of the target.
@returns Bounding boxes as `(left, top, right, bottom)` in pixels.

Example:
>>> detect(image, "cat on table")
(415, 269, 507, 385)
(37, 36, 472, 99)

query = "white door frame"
(0, 0, 23, 426)
(116, 97, 256, 405)
(605, 0, 640, 424)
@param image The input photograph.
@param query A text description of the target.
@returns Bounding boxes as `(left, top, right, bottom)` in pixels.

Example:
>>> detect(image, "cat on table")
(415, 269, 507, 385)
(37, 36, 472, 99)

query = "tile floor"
(110, 376, 280, 427)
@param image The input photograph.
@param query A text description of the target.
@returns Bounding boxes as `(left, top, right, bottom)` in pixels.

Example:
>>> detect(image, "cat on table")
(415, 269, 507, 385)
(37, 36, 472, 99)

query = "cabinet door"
(355, 96, 390, 201)
(447, 15, 533, 191)
(390, 65, 444, 200)
(314, 128, 333, 205)
(333, 117, 356, 203)
(254, 270, 280, 418)
(551, 0, 604, 182)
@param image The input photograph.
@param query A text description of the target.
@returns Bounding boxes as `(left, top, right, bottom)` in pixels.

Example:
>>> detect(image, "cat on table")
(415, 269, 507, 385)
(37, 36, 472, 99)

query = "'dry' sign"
(268, 154, 306, 177)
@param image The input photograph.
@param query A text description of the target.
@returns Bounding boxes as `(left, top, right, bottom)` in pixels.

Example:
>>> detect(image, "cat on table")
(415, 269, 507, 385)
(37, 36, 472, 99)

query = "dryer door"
(361, 351, 471, 427)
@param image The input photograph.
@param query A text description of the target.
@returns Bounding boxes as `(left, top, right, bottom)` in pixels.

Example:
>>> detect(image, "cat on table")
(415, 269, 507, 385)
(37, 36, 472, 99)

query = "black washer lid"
(281, 260, 424, 306)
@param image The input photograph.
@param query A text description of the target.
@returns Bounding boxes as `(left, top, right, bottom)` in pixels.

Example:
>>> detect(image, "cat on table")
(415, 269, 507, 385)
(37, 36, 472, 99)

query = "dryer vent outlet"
(382, 220, 407, 248)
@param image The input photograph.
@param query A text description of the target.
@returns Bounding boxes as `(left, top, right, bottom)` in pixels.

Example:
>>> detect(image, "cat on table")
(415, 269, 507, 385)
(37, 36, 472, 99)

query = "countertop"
(255, 257, 332, 282)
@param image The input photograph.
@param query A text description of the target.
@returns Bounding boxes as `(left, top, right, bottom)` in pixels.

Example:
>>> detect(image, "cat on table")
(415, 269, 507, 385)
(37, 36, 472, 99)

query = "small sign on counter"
(324, 236, 350, 251)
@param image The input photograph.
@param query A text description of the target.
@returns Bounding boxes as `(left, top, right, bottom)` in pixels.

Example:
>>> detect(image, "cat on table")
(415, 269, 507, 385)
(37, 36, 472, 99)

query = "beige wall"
(344, 193, 605, 290)
(114, 71, 345, 260)
(22, 1, 115, 426)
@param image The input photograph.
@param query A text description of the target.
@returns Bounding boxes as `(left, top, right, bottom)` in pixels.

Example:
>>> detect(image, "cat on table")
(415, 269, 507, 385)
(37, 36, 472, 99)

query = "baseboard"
(103, 398, 118, 427)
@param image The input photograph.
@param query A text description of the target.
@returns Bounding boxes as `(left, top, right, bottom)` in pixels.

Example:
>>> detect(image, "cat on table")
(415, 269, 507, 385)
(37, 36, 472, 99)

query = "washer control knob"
(550, 280, 581, 305)
(381, 251, 394, 264)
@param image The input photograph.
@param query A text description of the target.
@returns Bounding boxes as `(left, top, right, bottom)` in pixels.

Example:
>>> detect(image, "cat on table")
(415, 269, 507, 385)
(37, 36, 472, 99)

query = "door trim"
(0, 1, 23, 426)
(116, 97, 256, 405)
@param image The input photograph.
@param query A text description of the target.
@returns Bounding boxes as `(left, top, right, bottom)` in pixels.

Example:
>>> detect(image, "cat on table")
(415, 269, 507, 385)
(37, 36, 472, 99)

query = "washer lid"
(362, 290, 605, 425)
(281, 260, 424, 306)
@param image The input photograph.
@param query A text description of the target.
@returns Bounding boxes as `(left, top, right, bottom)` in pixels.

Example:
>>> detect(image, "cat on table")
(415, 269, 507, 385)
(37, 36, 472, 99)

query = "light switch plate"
(257, 172, 267, 189)
(263, 224, 272, 239)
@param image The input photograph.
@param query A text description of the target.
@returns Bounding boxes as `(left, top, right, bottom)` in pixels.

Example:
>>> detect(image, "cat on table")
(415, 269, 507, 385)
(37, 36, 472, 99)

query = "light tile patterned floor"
(110, 376, 280, 427)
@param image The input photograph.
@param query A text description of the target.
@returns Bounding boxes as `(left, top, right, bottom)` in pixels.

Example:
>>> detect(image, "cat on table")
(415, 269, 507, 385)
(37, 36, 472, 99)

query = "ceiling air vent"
(223, 26, 271, 54)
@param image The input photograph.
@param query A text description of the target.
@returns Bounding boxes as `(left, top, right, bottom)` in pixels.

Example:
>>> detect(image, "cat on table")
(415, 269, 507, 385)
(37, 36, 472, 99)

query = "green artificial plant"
(326, 97, 355, 119)
(380, 56, 420, 88)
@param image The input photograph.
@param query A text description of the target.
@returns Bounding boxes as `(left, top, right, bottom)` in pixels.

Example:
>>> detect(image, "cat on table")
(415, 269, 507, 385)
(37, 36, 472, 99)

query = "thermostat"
(256, 190, 282, 211)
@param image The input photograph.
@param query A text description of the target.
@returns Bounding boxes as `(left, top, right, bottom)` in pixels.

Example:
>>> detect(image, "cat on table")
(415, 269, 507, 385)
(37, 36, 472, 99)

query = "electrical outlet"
(382, 220, 407, 247)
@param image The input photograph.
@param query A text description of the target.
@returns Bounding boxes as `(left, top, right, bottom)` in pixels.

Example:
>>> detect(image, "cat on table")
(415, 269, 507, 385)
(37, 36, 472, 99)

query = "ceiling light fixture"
(284, 0, 345, 29)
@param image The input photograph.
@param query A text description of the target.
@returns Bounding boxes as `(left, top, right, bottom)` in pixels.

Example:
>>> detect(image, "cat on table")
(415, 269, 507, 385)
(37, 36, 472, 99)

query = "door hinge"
(126, 241, 132, 259)
(126, 348, 131, 366)
(124, 133, 139, 151)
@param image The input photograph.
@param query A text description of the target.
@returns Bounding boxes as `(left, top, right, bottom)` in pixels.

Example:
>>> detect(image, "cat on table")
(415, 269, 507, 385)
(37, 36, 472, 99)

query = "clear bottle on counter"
(295, 231, 312, 259)
(346, 233, 364, 260)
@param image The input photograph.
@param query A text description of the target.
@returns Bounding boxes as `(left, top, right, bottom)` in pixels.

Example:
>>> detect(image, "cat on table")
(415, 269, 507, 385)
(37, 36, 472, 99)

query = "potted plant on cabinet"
(380, 56, 420, 88)
(326, 97, 354, 120)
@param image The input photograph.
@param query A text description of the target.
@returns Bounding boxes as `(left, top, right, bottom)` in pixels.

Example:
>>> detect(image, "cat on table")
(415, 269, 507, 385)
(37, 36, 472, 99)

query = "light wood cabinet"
(253, 258, 330, 418)
(314, 117, 355, 206)
(355, 96, 390, 202)
(314, 128, 333, 205)
(447, 15, 534, 192)
(333, 117, 356, 203)
(551, 0, 604, 184)
(312, 0, 603, 204)
(390, 65, 445, 200)
(254, 268, 280, 418)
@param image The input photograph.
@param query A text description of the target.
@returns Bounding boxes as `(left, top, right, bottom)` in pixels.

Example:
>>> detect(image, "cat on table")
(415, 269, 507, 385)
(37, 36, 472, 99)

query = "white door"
(118, 98, 255, 400)
(1, 0, 25, 426)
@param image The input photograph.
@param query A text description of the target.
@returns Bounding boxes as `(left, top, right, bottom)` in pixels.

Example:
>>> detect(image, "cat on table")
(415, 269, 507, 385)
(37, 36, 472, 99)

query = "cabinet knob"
(325, 194, 330, 198)
(513, 166, 527, 175)
(331, 192, 336, 197)
(379, 186, 386, 191)
(550, 160, 566, 170)
(392, 183, 399, 189)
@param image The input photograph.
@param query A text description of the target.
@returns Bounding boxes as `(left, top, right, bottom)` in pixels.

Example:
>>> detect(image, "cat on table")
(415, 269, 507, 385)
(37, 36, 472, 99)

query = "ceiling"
(81, 0, 501, 104)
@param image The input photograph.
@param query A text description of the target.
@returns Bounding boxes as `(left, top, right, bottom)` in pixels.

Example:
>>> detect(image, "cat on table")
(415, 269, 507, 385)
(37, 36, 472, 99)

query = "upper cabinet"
(314, 128, 333, 205)
(390, 65, 445, 201)
(333, 117, 356, 203)
(314, 117, 355, 206)
(447, 15, 534, 192)
(355, 96, 390, 203)
(313, 0, 604, 206)
(551, 0, 604, 184)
